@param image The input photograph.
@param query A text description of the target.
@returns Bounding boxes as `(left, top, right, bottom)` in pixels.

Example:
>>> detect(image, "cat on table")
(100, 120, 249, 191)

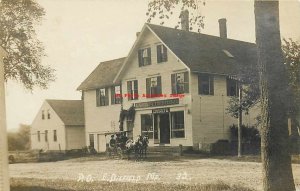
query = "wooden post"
(238, 83, 242, 158)
(0, 46, 9, 191)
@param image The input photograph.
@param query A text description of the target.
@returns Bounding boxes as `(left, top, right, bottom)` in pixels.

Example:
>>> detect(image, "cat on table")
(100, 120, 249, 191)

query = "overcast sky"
(4, 0, 300, 131)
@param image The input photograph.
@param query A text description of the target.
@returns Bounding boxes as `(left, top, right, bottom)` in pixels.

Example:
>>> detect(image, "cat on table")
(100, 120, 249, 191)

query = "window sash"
(111, 85, 122, 104)
(37, 131, 40, 142)
(138, 48, 151, 66)
(171, 111, 185, 138)
(157, 45, 168, 63)
(226, 78, 238, 97)
(171, 72, 189, 94)
(127, 80, 138, 100)
(53, 130, 57, 142)
(198, 74, 214, 95)
(146, 76, 162, 98)
(45, 130, 48, 142)
(97, 88, 109, 106)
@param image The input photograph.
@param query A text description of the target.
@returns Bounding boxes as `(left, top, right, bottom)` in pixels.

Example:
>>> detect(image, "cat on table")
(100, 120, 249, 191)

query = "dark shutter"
(210, 76, 214, 95)
(138, 49, 143, 67)
(134, 80, 138, 99)
(111, 86, 115, 105)
(184, 72, 189, 93)
(96, 89, 100, 106)
(127, 81, 132, 100)
(120, 85, 123, 103)
(105, 88, 109, 105)
(157, 45, 162, 63)
(146, 78, 151, 98)
(198, 75, 201, 95)
(147, 48, 151, 65)
(171, 74, 176, 94)
(163, 45, 168, 62)
(157, 76, 162, 94)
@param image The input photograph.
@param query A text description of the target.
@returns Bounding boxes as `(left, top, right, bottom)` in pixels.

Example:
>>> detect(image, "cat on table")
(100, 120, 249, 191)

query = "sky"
(4, 0, 300, 131)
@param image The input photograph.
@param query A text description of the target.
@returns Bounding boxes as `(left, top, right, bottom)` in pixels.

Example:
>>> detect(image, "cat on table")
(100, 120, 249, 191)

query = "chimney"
(218, 18, 227, 38)
(179, 9, 189, 31)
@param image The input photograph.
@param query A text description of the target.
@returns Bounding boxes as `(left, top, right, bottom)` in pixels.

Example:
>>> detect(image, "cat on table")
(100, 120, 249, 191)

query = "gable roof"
(146, 24, 257, 76)
(114, 23, 257, 82)
(77, 57, 125, 91)
(46, 100, 85, 126)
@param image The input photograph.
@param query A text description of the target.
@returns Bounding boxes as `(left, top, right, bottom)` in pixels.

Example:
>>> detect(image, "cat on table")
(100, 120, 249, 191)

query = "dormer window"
(157, 44, 168, 63)
(138, 48, 151, 67)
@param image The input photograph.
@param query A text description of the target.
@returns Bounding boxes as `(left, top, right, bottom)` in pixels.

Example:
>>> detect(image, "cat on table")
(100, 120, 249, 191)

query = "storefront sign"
(152, 108, 170, 114)
(134, 98, 179, 109)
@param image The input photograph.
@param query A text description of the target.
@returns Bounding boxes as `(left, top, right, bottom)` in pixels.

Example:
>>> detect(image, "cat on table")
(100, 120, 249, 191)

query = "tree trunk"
(254, 1, 295, 190)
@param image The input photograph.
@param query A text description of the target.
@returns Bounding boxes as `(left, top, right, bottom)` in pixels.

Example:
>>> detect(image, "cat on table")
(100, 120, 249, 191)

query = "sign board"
(152, 108, 170, 114)
(134, 98, 179, 109)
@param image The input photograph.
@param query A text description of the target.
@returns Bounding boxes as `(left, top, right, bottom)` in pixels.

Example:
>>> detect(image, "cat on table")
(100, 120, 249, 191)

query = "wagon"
(104, 131, 131, 159)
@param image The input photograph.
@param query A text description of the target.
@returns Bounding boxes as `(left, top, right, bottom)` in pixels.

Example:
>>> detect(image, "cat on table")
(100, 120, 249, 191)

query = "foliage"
(0, 0, 55, 90)
(147, 0, 205, 32)
(229, 124, 260, 144)
(7, 124, 31, 151)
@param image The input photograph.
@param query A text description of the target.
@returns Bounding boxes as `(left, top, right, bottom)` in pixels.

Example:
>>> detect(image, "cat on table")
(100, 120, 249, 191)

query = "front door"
(159, 113, 170, 144)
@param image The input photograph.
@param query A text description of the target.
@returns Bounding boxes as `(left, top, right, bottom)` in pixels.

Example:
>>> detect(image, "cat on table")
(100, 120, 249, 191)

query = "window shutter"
(198, 75, 201, 95)
(157, 76, 162, 94)
(111, 86, 115, 105)
(147, 48, 151, 65)
(163, 45, 168, 62)
(146, 78, 151, 98)
(134, 80, 138, 99)
(171, 74, 176, 94)
(96, 89, 100, 106)
(105, 88, 109, 105)
(120, 85, 123, 103)
(127, 81, 132, 100)
(210, 76, 214, 95)
(138, 50, 143, 67)
(184, 72, 189, 93)
(157, 45, 162, 63)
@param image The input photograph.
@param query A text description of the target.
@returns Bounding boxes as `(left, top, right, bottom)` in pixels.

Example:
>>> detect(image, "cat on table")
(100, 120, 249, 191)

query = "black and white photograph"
(0, 0, 300, 190)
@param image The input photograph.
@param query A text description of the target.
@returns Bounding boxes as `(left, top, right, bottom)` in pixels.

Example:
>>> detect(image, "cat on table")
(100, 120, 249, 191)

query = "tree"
(0, 0, 55, 90)
(7, 124, 31, 151)
(147, 0, 296, 190)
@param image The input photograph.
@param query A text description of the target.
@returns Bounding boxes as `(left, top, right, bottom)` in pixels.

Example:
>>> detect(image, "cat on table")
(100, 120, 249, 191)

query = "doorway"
(159, 113, 170, 144)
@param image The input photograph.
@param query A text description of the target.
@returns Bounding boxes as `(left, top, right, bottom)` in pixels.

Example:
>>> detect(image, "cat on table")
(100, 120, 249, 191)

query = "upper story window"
(37, 131, 40, 142)
(157, 44, 168, 63)
(111, 85, 122, 104)
(47, 110, 50, 119)
(96, 88, 109, 106)
(53, 130, 57, 142)
(171, 72, 189, 94)
(42, 110, 45, 120)
(227, 77, 238, 97)
(138, 47, 151, 67)
(198, 74, 214, 95)
(127, 80, 138, 100)
(45, 130, 48, 142)
(146, 76, 162, 98)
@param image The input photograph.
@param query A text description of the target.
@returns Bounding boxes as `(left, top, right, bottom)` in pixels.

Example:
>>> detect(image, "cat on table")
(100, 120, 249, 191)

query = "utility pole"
(0, 46, 9, 191)
(238, 83, 242, 158)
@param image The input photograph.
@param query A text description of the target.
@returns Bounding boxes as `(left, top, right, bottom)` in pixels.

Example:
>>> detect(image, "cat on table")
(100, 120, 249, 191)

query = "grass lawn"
(10, 178, 254, 191)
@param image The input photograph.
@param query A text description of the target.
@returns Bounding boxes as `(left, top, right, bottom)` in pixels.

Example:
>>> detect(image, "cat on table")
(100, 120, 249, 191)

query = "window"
(146, 76, 162, 98)
(96, 88, 109, 106)
(127, 80, 138, 100)
(198, 74, 214, 95)
(47, 110, 50, 119)
(45, 130, 48, 142)
(227, 77, 238, 97)
(141, 114, 153, 139)
(138, 47, 151, 66)
(171, 72, 189, 94)
(89, 134, 94, 148)
(42, 110, 45, 120)
(171, 111, 185, 138)
(111, 85, 122, 104)
(37, 131, 40, 142)
(157, 44, 168, 63)
(53, 130, 57, 142)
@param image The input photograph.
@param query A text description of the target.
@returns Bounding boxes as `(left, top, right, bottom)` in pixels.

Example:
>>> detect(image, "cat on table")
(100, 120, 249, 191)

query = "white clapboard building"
(31, 100, 85, 152)
(77, 17, 259, 152)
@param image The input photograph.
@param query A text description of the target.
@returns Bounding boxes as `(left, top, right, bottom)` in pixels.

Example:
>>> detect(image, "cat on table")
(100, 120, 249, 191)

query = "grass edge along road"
(10, 177, 255, 191)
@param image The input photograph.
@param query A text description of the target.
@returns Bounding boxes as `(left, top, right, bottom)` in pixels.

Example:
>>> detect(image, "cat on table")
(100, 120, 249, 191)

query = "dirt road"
(9, 156, 300, 191)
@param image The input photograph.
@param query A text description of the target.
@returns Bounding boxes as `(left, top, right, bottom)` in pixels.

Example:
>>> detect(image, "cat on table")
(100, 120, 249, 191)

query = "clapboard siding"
(65, 126, 85, 150)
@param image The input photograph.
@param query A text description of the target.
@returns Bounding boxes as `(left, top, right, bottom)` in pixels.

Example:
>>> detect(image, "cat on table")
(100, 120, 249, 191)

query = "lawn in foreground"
(10, 178, 254, 191)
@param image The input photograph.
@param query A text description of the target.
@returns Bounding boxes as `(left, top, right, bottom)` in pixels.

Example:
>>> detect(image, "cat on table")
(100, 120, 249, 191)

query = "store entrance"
(159, 113, 170, 144)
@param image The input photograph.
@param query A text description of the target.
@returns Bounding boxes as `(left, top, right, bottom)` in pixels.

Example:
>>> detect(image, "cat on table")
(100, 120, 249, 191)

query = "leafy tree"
(7, 124, 31, 151)
(146, 0, 296, 190)
(0, 0, 55, 90)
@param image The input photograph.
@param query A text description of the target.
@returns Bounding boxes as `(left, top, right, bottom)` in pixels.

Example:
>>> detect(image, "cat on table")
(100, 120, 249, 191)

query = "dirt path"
(9, 157, 300, 191)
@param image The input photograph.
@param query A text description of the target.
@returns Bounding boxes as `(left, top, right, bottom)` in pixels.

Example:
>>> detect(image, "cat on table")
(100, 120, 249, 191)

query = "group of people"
(109, 132, 128, 150)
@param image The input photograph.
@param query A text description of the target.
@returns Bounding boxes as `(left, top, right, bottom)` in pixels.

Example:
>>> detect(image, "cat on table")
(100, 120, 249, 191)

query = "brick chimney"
(179, 9, 189, 31)
(218, 18, 227, 38)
